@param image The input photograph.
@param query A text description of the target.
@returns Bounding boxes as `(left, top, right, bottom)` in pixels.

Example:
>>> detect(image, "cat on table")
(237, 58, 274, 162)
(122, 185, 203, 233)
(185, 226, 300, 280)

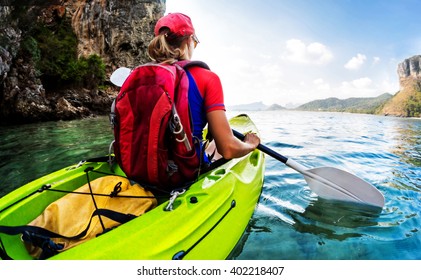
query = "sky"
(166, 0, 421, 107)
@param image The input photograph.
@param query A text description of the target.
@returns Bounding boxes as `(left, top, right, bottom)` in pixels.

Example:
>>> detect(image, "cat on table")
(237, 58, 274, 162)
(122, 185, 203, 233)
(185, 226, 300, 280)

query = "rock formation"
(397, 55, 421, 79)
(67, 0, 164, 69)
(382, 55, 421, 117)
(0, 0, 165, 124)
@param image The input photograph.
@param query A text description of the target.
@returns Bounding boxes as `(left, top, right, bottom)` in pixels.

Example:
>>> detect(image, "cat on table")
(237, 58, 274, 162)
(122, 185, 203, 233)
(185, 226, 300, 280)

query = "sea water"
(0, 110, 420, 260)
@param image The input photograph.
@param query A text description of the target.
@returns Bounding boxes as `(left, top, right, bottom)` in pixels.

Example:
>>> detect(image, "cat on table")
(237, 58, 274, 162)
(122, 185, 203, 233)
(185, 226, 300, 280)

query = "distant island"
(228, 102, 286, 111)
(296, 93, 392, 114)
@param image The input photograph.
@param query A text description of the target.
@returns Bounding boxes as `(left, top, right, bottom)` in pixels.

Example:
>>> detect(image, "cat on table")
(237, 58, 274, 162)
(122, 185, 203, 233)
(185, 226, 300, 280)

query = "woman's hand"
(207, 110, 261, 159)
(243, 132, 260, 149)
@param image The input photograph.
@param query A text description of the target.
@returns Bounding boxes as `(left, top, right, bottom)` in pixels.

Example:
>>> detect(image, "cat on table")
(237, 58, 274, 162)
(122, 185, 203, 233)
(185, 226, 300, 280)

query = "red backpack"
(110, 61, 209, 191)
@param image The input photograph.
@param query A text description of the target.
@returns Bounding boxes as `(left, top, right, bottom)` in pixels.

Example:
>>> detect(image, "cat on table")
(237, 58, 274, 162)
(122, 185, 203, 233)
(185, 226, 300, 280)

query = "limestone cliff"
(381, 55, 421, 117)
(68, 0, 164, 69)
(0, 0, 165, 124)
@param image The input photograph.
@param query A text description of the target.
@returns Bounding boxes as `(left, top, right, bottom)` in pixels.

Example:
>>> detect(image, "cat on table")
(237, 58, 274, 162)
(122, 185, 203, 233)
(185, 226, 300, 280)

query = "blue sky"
(166, 0, 421, 107)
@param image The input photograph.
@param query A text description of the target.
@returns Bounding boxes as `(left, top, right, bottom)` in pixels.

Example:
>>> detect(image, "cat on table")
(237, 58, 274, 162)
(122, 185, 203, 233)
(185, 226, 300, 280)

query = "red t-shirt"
(188, 66, 225, 113)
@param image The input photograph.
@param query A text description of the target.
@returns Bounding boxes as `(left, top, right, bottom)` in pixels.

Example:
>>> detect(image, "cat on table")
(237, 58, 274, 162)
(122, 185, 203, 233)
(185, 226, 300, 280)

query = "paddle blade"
(110, 67, 131, 87)
(232, 130, 385, 208)
(304, 167, 385, 208)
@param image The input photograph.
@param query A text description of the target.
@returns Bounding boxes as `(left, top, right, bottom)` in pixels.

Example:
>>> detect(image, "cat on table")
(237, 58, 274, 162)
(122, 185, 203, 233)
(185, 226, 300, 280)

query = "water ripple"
(266, 141, 303, 149)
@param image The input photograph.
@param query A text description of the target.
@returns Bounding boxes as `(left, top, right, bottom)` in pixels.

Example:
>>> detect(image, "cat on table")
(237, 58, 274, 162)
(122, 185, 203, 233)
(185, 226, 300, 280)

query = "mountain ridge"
(296, 93, 393, 114)
(227, 93, 392, 113)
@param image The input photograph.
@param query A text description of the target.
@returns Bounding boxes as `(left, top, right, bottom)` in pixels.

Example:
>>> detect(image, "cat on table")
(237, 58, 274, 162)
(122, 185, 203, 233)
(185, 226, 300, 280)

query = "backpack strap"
(174, 60, 214, 172)
(175, 60, 210, 71)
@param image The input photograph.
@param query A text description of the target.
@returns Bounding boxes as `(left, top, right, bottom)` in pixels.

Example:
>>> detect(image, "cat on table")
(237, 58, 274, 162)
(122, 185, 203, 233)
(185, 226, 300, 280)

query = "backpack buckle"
(169, 105, 192, 151)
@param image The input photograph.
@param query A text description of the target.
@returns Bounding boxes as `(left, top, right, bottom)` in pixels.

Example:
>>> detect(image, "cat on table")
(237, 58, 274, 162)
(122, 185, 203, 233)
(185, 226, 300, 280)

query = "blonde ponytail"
(148, 30, 189, 64)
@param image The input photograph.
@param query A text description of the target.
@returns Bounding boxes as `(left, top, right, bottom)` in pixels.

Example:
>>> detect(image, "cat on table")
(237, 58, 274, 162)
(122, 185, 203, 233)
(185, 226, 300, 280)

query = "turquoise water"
(0, 111, 420, 259)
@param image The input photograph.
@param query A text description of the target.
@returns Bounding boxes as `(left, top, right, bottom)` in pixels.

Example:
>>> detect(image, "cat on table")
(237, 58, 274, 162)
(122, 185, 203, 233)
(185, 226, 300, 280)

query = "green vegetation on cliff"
(381, 80, 421, 117)
(18, 10, 105, 90)
(406, 93, 421, 117)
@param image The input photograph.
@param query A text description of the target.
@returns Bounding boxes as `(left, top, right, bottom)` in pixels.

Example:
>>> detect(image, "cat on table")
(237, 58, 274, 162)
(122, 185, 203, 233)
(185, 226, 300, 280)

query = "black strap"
(174, 60, 210, 71)
(0, 208, 136, 239)
(0, 238, 12, 260)
(0, 208, 137, 259)
(85, 156, 112, 163)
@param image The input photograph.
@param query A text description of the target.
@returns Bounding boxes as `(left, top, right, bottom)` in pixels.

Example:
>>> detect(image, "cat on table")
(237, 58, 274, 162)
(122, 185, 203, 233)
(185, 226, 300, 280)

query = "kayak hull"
(0, 114, 265, 260)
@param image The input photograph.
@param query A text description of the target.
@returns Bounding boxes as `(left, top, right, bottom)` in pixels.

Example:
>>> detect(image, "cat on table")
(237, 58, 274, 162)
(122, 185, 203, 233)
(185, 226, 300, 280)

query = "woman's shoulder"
(188, 65, 221, 82)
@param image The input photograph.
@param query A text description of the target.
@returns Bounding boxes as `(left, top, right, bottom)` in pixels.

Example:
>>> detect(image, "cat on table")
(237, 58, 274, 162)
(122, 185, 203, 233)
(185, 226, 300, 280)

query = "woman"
(148, 13, 260, 163)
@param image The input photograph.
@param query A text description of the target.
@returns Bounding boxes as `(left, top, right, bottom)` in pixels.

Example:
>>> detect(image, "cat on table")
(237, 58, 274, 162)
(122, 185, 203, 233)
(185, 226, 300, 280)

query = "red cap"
(154, 13, 195, 37)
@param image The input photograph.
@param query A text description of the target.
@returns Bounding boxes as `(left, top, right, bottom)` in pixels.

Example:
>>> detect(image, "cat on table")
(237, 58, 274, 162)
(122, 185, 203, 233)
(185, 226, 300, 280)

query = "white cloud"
(352, 77, 372, 88)
(344, 53, 367, 70)
(313, 78, 331, 90)
(373, 57, 381, 64)
(259, 53, 272, 60)
(282, 39, 333, 65)
(307, 42, 334, 65)
(336, 77, 377, 99)
(341, 77, 372, 89)
(260, 63, 283, 78)
(380, 78, 399, 94)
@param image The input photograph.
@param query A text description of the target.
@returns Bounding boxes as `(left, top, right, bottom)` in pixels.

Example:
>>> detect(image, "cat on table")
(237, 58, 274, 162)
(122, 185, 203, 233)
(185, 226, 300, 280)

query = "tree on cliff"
(29, 18, 105, 90)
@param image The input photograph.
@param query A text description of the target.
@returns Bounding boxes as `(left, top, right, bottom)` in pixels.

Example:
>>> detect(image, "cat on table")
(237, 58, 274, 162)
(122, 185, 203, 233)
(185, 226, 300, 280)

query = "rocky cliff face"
(382, 55, 421, 117)
(397, 55, 421, 79)
(68, 0, 164, 69)
(0, 0, 165, 124)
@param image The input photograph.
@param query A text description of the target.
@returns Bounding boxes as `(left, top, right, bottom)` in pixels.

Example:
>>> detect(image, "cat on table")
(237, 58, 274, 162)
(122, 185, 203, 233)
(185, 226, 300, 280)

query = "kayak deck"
(0, 114, 265, 260)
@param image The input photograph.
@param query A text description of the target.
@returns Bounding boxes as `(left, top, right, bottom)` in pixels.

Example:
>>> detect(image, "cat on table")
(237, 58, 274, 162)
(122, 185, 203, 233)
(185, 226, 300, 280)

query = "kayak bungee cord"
(0, 187, 43, 214)
(0, 166, 180, 214)
(85, 167, 106, 232)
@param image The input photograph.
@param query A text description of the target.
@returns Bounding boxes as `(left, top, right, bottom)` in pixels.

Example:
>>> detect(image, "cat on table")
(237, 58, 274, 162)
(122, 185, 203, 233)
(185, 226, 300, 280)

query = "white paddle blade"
(304, 167, 385, 208)
(286, 159, 384, 208)
(110, 67, 132, 87)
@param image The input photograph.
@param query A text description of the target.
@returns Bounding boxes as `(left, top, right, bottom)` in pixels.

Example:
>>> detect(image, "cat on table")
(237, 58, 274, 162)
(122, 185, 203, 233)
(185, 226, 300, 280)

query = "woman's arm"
(206, 110, 260, 159)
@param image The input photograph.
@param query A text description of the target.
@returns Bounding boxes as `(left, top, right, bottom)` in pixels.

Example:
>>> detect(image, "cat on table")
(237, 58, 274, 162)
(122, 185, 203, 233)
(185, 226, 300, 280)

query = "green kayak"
(0, 114, 265, 260)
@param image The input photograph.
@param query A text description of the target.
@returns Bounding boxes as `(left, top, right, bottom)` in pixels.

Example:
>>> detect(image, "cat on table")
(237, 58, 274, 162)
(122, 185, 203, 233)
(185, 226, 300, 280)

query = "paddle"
(232, 130, 385, 208)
